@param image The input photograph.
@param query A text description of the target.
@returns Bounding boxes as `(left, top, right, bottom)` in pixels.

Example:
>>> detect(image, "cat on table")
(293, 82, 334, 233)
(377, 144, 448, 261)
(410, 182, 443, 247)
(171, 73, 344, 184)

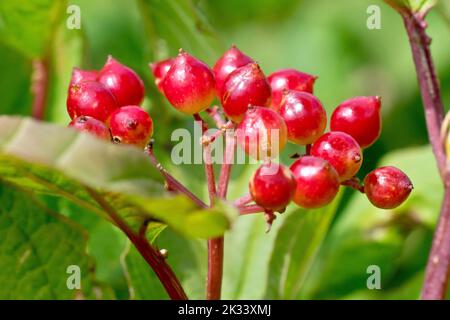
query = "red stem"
(194, 114, 217, 206)
(145, 146, 208, 209)
(86, 187, 187, 300)
(421, 188, 450, 299)
(234, 193, 253, 207)
(238, 204, 265, 215)
(390, 6, 450, 299)
(31, 59, 50, 120)
(306, 144, 312, 155)
(402, 13, 446, 178)
(207, 126, 236, 300)
(341, 177, 365, 193)
(206, 106, 226, 128)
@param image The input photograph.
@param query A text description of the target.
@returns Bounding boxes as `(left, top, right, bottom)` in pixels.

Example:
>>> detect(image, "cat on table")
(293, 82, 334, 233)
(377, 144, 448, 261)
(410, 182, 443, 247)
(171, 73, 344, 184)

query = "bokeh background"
(0, 0, 449, 299)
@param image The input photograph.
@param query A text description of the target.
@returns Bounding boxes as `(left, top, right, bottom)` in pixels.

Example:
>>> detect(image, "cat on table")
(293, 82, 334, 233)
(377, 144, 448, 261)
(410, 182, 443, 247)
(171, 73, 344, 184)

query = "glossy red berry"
(330, 96, 382, 148)
(290, 156, 340, 209)
(69, 116, 111, 140)
(67, 81, 119, 121)
(268, 69, 317, 110)
(279, 91, 326, 145)
(98, 56, 145, 106)
(364, 166, 413, 209)
(108, 106, 153, 148)
(249, 162, 296, 212)
(237, 106, 287, 159)
(69, 68, 98, 87)
(213, 45, 254, 96)
(149, 57, 174, 93)
(221, 62, 271, 123)
(311, 132, 363, 182)
(161, 50, 215, 115)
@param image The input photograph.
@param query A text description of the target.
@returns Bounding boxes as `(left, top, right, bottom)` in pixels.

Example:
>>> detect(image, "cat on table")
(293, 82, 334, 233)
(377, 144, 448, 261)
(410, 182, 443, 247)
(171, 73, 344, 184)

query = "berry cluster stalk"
(207, 125, 236, 300)
(387, 2, 450, 299)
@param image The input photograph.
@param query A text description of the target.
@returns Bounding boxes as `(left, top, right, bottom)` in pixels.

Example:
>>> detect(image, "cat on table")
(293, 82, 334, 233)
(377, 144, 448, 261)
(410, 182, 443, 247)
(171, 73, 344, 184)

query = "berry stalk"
(194, 114, 217, 206)
(206, 124, 236, 300)
(386, 2, 449, 299)
(31, 58, 50, 120)
(145, 145, 208, 209)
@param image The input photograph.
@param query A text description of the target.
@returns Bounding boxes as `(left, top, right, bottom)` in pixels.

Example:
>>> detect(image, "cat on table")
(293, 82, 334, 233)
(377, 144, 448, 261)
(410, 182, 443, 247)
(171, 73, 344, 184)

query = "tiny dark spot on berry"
(126, 119, 138, 129)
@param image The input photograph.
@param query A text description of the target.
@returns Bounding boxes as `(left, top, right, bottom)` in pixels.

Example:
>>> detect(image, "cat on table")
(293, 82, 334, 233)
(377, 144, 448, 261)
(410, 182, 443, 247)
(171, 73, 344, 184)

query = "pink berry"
(149, 57, 174, 93)
(69, 116, 111, 140)
(237, 106, 287, 160)
(108, 106, 154, 148)
(69, 68, 98, 87)
(364, 166, 413, 209)
(268, 68, 317, 111)
(67, 81, 119, 121)
(221, 62, 272, 123)
(311, 132, 363, 182)
(290, 156, 340, 209)
(249, 162, 296, 212)
(161, 50, 215, 115)
(213, 45, 254, 96)
(330, 96, 382, 148)
(279, 90, 327, 145)
(98, 56, 145, 106)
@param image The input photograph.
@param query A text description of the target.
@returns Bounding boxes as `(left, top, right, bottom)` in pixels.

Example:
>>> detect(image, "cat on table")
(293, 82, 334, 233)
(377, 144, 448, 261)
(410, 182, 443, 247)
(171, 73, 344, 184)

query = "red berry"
(279, 91, 327, 145)
(67, 81, 119, 121)
(237, 106, 287, 159)
(69, 116, 111, 140)
(69, 68, 98, 87)
(249, 162, 296, 212)
(213, 45, 254, 96)
(98, 56, 145, 106)
(364, 166, 413, 209)
(149, 57, 174, 93)
(268, 69, 317, 110)
(221, 62, 271, 123)
(290, 156, 340, 209)
(311, 132, 362, 182)
(330, 96, 382, 148)
(108, 106, 154, 148)
(161, 50, 215, 115)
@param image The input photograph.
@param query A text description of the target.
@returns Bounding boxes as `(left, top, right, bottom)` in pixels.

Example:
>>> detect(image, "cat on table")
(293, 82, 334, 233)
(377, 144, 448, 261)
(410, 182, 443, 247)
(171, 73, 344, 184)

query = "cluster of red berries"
(67, 56, 153, 148)
(67, 45, 413, 214)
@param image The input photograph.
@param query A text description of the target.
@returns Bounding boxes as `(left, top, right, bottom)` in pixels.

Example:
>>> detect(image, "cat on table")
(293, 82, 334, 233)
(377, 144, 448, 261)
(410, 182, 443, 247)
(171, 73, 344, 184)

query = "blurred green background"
(0, 0, 449, 299)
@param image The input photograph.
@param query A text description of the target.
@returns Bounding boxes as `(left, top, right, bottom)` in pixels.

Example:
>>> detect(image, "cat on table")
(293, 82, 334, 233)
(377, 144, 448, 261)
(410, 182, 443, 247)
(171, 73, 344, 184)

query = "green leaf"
(0, 116, 237, 239)
(46, 26, 85, 123)
(0, 182, 109, 299)
(0, 43, 32, 115)
(0, 0, 65, 58)
(138, 0, 223, 63)
(264, 192, 343, 299)
(384, 0, 437, 14)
